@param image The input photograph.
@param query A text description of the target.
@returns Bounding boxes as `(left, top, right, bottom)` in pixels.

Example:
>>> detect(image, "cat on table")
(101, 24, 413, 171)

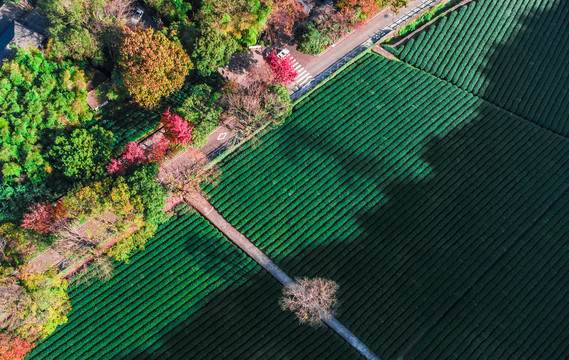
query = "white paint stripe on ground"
(296, 73, 311, 84)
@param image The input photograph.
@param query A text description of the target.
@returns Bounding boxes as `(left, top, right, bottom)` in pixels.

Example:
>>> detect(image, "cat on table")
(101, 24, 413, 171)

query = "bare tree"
(221, 65, 292, 137)
(53, 221, 99, 255)
(0, 236, 7, 260)
(159, 157, 222, 203)
(280, 277, 339, 326)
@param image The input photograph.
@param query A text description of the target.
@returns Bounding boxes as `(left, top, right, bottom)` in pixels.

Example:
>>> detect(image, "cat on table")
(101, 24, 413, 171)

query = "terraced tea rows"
(205, 53, 569, 358)
(409, 189, 569, 359)
(390, 0, 569, 136)
(96, 83, 196, 146)
(29, 213, 358, 359)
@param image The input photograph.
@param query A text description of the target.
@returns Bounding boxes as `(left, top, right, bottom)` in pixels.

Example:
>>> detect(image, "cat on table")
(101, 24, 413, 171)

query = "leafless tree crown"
(280, 277, 339, 326)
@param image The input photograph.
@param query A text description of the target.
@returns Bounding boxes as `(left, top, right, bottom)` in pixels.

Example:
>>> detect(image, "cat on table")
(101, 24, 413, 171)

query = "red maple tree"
(147, 134, 170, 162)
(264, 50, 298, 85)
(161, 108, 194, 145)
(0, 335, 33, 360)
(20, 202, 64, 234)
(122, 142, 147, 165)
(106, 158, 126, 174)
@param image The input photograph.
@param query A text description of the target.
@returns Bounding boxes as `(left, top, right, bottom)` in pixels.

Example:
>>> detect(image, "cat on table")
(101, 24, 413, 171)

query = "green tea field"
(29, 0, 569, 358)
(408, 189, 569, 359)
(28, 213, 358, 359)
(205, 51, 569, 358)
(389, 0, 569, 136)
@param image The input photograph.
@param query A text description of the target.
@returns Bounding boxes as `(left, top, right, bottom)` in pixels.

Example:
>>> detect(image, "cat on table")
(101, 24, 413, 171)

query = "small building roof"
(0, 21, 45, 61)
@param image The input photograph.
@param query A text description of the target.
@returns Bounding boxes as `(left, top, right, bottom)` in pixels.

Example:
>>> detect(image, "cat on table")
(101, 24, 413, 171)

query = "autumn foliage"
(120, 26, 192, 108)
(0, 334, 32, 360)
(161, 108, 194, 145)
(122, 142, 147, 165)
(266, 0, 307, 40)
(280, 277, 339, 326)
(337, 0, 407, 22)
(146, 134, 171, 162)
(264, 50, 298, 85)
(20, 202, 64, 234)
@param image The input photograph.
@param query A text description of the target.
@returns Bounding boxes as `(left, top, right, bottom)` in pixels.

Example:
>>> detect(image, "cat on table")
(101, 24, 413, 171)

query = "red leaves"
(0, 334, 33, 360)
(20, 202, 64, 234)
(161, 108, 194, 145)
(264, 50, 298, 85)
(146, 133, 170, 162)
(122, 142, 147, 165)
(106, 158, 126, 174)
(106, 141, 151, 174)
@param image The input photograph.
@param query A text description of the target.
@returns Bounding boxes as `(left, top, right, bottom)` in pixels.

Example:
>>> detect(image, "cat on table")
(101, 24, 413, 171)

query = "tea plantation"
(205, 51, 569, 358)
(390, 0, 569, 136)
(28, 213, 358, 359)
(29, 0, 569, 358)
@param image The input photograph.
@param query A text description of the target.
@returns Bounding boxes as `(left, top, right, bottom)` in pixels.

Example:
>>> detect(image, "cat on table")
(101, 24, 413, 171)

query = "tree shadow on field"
(476, 1, 569, 136)
(258, 3, 569, 359)
(271, 100, 569, 358)
(111, 237, 358, 360)
(226, 51, 259, 75)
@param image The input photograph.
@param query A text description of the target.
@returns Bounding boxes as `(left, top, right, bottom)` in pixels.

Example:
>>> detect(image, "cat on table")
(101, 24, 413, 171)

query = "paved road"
(287, 0, 442, 92)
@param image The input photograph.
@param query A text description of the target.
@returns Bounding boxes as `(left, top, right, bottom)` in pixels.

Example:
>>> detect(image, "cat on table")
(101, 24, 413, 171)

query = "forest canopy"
(0, 48, 91, 191)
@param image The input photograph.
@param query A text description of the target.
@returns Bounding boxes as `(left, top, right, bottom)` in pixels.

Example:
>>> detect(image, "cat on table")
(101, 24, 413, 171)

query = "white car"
(131, 9, 144, 25)
(277, 48, 290, 59)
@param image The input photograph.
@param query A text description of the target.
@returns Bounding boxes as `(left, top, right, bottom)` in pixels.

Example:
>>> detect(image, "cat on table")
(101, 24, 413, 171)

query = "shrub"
(161, 108, 194, 145)
(264, 50, 298, 85)
(280, 277, 339, 326)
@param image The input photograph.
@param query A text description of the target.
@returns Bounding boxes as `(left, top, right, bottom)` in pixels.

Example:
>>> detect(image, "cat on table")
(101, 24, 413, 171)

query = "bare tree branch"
(280, 277, 339, 326)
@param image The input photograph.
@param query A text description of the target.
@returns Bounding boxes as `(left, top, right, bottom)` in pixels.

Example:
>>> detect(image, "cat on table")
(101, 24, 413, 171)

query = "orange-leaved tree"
(120, 26, 192, 108)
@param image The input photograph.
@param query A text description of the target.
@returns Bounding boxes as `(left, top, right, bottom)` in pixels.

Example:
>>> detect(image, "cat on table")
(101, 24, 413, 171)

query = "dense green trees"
(143, 0, 192, 23)
(0, 269, 70, 345)
(49, 126, 115, 180)
(39, 0, 131, 64)
(0, 48, 91, 192)
(199, 0, 272, 46)
(176, 84, 222, 147)
(192, 25, 239, 76)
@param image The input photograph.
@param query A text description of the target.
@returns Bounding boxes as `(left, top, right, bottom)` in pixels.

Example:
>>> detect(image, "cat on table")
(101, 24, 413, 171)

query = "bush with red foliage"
(20, 202, 64, 234)
(122, 142, 147, 165)
(161, 108, 194, 145)
(264, 50, 298, 85)
(106, 158, 126, 174)
(147, 134, 170, 162)
(106, 141, 150, 174)
(0, 335, 32, 360)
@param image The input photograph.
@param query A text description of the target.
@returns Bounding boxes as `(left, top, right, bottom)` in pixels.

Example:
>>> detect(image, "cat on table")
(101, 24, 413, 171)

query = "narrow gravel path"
(187, 191, 381, 360)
